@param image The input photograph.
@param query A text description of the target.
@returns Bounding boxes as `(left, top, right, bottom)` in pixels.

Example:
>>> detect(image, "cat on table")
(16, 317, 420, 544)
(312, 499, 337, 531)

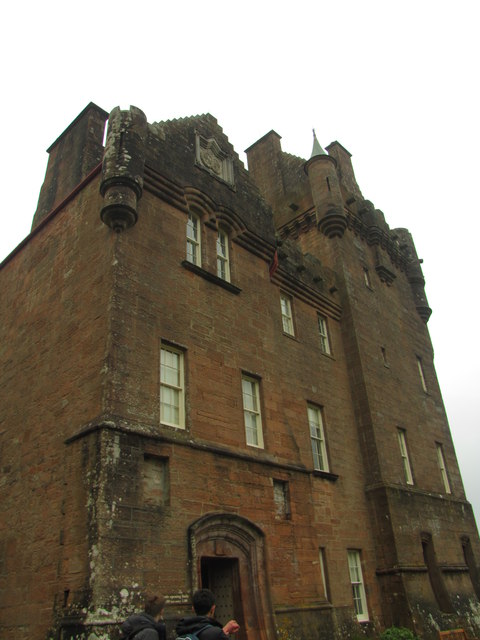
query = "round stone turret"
(100, 106, 148, 232)
(358, 200, 390, 245)
(394, 228, 432, 323)
(304, 131, 347, 238)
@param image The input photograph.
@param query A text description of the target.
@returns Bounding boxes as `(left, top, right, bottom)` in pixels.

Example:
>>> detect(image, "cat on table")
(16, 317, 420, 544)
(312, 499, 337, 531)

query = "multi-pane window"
(242, 375, 264, 448)
(417, 356, 427, 392)
(160, 345, 185, 428)
(397, 428, 414, 485)
(436, 443, 451, 494)
(216, 229, 230, 281)
(308, 404, 329, 472)
(186, 213, 201, 265)
(280, 294, 294, 335)
(317, 314, 331, 354)
(347, 550, 369, 622)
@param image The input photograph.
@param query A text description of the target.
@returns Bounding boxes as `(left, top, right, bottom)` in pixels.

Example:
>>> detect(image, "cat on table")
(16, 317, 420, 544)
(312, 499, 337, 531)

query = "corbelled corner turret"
(394, 227, 432, 322)
(304, 130, 347, 238)
(100, 106, 148, 232)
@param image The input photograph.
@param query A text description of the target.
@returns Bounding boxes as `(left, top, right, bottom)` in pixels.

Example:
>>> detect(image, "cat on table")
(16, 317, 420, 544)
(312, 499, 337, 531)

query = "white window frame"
(347, 550, 369, 622)
(397, 428, 414, 485)
(216, 228, 230, 281)
(317, 314, 331, 355)
(436, 442, 451, 494)
(417, 355, 427, 392)
(186, 212, 201, 266)
(160, 344, 185, 429)
(308, 404, 329, 472)
(280, 293, 295, 336)
(242, 375, 264, 448)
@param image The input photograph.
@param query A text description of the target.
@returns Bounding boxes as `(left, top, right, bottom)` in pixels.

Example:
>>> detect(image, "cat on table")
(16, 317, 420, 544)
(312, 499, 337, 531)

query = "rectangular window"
(436, 443, 451, 494)
(319, 547, 330, 601)
(160, 344, 185, 428)
(143, 455, 170, 507)
(347, 550, 369, 622)
(363, 267, 372, 288)
(242, 375, 264, 448)
(216, 229, 230, 281)
(280, 293, 294, 335)
(308, 404, 329, 472)
(317, 314, 331, 355)
(273, 479, 291, 519)
(397, 428, 414, 485)
(417, 356, 427, 392)
(186, 213, 201, 265)
(381, 346, 388, 366)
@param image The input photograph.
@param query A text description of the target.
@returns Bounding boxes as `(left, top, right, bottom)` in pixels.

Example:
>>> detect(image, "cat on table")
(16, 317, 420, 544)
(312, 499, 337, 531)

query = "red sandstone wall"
(0, 178, 113, 638)
(2, 107, 479, 640)
(80, 185, 381, 631)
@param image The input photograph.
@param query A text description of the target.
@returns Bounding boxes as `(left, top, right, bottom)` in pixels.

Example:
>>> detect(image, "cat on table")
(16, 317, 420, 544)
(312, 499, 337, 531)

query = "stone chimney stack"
(32, 103, 108, 229)
(245, 130, 284, 212)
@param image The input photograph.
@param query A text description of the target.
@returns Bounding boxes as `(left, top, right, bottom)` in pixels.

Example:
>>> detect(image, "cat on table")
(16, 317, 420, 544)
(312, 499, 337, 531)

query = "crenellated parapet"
(100, 106, 148, 232)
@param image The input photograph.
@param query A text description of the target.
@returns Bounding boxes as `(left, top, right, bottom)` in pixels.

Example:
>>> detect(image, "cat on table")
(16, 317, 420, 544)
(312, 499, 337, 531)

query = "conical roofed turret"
(310, 129, 327, 158)
(305, 130, 346, 238)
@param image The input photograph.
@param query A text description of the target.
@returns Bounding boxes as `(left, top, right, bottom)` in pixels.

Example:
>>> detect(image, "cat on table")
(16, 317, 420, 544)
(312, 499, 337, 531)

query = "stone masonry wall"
(0, 176, 113, 639)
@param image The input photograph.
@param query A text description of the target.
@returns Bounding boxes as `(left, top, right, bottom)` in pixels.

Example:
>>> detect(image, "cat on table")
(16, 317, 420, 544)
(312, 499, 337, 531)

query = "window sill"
(182, 260, 241, 294)
(320, 350, 335, 360)
(312, 470, 339, 482)
(160, 421, 186, 431)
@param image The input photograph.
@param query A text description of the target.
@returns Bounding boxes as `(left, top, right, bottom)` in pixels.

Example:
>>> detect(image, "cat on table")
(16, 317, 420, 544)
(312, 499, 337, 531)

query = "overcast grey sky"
(1, 0, 479, 526)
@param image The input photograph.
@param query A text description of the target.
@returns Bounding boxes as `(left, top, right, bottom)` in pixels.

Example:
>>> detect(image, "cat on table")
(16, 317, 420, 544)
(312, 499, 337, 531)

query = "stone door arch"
(189, 513, 276, 640)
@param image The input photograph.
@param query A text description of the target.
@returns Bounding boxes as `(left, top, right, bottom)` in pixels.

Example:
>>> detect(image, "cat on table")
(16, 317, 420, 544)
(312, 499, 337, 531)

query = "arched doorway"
(189, 513, 276, 640)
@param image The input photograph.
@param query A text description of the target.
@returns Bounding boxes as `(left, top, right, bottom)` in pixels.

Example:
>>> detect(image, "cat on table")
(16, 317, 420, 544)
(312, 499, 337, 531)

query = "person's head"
(192, 589, 216, 616)
(145, 594, 166, 621)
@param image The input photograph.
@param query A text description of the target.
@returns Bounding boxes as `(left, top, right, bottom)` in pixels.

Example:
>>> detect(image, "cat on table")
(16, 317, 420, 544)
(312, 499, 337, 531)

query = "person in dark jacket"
(176, 589, 240, 640)
(121, 594, 167, 640)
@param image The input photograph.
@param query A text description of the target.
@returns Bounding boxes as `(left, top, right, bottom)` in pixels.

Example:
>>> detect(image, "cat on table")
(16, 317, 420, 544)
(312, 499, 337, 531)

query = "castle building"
(1, 103, 479, 640)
